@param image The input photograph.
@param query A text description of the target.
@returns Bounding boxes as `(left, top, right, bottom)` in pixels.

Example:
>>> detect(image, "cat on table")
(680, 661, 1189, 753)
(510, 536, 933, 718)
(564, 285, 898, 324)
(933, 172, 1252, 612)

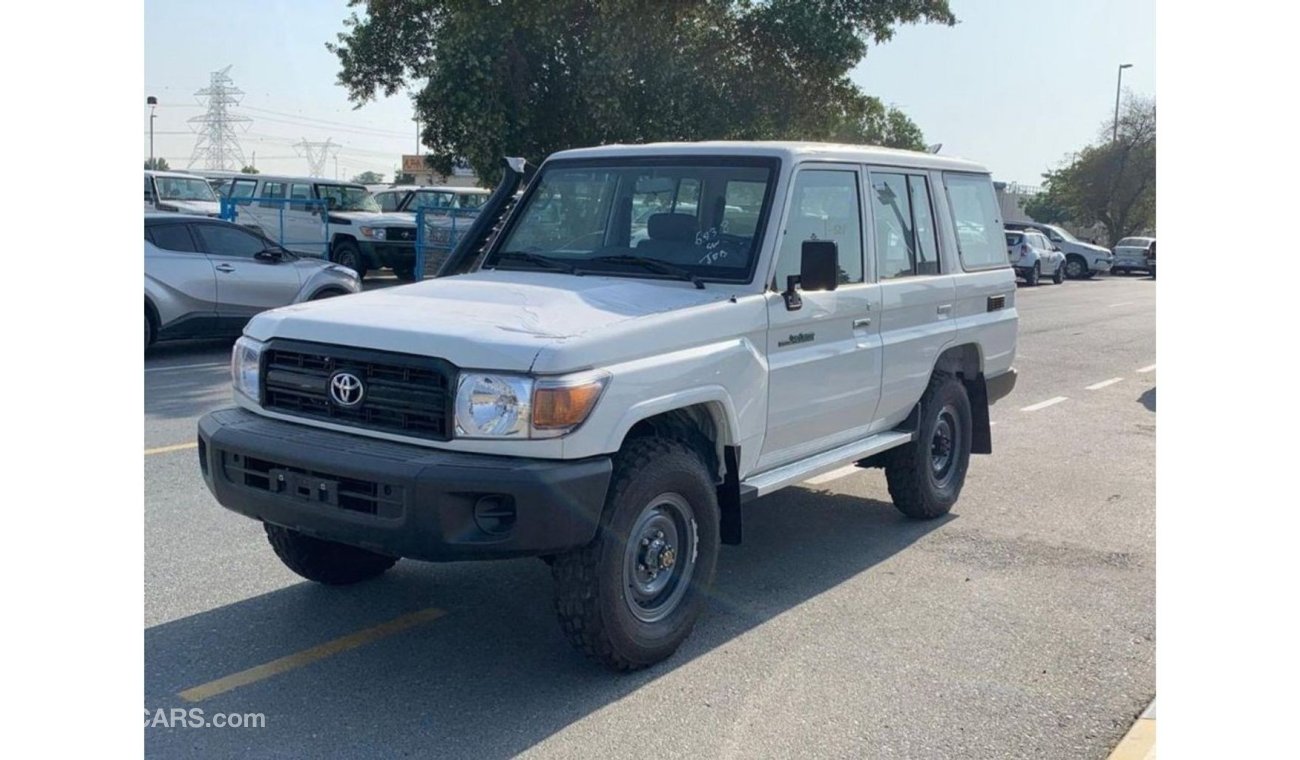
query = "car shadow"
(145, 487, 950, 757)
(1139, 387, 1155, 412)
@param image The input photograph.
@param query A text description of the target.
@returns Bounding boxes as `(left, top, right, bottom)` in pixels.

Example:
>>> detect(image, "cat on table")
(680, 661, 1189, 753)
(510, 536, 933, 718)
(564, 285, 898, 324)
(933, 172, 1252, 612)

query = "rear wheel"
(884, 373, 973, 520)
(264, 525, 398, 585)
(1025, 262, 1041, 286)
(552, 437, 720, 671)
(331, 241, 368, 280)
(393, 263, 419, 282)
(1052, 261, 1065, 284)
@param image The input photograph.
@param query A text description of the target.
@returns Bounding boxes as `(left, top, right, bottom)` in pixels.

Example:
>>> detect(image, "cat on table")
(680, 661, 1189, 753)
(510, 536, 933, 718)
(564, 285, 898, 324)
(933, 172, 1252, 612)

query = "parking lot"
(145, 273, 1154, 758)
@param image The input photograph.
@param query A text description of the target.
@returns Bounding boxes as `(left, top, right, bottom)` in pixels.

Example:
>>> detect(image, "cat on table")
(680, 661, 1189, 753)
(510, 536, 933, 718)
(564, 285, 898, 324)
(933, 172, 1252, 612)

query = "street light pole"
(147, 95, 158, 166)
(1113, 64, 1133, 142)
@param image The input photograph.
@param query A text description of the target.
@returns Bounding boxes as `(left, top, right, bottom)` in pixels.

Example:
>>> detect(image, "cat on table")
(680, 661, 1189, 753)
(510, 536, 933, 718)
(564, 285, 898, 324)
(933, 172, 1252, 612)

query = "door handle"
(215, 264, 235, 273)
(937, 304, 953, 316)
(852, 317, 872, 329)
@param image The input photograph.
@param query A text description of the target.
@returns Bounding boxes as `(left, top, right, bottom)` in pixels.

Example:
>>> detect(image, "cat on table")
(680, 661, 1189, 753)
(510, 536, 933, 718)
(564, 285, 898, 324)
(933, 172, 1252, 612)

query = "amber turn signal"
(532, 381, 605, 430)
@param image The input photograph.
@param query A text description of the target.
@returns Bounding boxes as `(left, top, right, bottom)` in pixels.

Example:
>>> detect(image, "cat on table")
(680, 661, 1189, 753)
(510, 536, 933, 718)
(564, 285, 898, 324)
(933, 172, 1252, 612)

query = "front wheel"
(264, 524, 398, 585)
(552, 437, 720, 671)
(885, 373, 973, 520)
(331, 241, 368, 280)
(1064, 256, 1088, 279)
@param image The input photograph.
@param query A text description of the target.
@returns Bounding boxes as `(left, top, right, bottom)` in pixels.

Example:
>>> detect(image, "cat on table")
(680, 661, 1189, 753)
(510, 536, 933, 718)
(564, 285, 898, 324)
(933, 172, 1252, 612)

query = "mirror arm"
(782, 274, 803, 311)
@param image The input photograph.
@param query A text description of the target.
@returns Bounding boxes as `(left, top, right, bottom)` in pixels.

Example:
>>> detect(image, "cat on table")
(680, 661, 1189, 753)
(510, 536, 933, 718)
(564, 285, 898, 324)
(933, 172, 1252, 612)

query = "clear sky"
(145, 0, 1154, 184)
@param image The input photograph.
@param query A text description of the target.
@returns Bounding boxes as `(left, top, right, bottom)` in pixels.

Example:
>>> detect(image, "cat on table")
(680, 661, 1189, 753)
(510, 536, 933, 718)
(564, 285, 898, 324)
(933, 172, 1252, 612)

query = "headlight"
(359, 226, 386, 240)
(454, 371, 608, 439)
(231, 336, 264, 403)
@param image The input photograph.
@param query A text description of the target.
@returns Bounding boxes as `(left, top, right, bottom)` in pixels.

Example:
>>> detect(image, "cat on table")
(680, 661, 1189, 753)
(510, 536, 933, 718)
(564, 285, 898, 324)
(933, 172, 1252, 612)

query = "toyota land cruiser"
(197, 142, 1019, 670)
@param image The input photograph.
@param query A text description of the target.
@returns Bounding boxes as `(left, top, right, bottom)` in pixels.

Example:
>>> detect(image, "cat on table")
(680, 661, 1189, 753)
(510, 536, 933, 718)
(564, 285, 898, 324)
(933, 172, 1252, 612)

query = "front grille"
(261, 340, 455, 440)
(385, 227, 417, 242)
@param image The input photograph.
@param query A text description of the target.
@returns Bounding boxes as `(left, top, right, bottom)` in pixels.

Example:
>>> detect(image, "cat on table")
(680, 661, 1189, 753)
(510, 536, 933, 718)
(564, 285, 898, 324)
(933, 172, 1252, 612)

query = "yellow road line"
(1108, 715, 1155, 760)
(178, 607, 446, 703)
(144, 442, 199, 456)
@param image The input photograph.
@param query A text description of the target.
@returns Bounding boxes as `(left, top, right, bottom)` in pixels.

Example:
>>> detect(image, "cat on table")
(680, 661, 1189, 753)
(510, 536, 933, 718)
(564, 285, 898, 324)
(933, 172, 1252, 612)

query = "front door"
(191, 222, 303, 326)
(758, 165, 882, 472)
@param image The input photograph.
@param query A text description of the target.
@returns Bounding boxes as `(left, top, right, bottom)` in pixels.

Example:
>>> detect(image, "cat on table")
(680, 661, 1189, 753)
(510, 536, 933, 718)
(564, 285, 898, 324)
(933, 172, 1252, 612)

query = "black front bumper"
(197, 408, 612, 562)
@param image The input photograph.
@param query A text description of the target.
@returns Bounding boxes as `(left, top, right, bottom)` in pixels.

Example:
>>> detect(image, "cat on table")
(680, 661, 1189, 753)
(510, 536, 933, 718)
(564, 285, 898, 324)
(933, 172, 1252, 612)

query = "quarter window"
(943, 172, 1006, 270)
(774, 169, 864, 287)
(262, 182, 286, 208)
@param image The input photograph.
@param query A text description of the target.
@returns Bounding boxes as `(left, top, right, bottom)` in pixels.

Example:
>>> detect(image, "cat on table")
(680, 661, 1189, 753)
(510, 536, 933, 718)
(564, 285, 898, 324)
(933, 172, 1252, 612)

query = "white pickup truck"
(198, 142, 1019, 670)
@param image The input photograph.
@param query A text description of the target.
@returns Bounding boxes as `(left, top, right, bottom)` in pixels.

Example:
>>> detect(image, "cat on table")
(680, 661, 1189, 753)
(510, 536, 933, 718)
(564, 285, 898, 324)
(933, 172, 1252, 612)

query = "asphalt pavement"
(144, 271, 1156, 758)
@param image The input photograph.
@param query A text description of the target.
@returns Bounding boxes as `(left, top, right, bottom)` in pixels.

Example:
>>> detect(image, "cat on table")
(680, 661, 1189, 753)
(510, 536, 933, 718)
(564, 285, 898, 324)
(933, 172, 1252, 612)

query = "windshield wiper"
(585, 254, 704, 289)
(493, 251, 579, 274)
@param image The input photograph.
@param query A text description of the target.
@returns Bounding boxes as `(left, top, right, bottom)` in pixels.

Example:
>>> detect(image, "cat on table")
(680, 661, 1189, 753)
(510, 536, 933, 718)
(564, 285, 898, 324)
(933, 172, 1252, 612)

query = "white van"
(144, 170, 221, 216)
(202, 173, 421, 280)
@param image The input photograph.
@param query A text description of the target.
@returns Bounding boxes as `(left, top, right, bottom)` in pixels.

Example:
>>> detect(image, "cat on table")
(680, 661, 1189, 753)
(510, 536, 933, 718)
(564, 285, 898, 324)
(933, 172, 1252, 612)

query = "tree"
(240, 165, 260, 174)
(352, 170, 385, 184)
(1030, 96, 1156, 243)
(144, 157, 170, 171)
(328, 0, 954, 183)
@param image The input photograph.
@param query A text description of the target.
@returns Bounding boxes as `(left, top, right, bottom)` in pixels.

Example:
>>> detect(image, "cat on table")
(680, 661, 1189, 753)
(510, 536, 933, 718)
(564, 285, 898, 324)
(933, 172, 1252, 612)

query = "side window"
(144, 176, 155, 203)
(291, 183, 312, 211)
(229, 179, 258, 199)
(674, 178, 700, 215)
(148, 224, 199, 253)
(722, 180, 765, 237)
(193, 224, 268, 258)
(262, 182, 285, 208)
(870, 173, 915, 280)
(376, 192, 400, 213)
(908, 175, 940, 275)
(774, 169, 864, 288)
(943, 173, 1005, 270)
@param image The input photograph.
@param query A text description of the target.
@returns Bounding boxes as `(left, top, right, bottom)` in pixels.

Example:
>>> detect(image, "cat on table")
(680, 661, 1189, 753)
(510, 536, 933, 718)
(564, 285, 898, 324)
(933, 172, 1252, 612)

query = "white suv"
(1005, 221, 1113, 279)
(197, 142, 1019, 670)
(144, 170, 220, 216)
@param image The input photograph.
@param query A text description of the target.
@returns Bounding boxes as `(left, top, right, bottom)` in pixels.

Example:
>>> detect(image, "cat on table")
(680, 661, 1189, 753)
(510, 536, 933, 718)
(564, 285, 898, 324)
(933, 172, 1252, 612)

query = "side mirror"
(1052, 246, 1061, 252)
(782, 240, 839, 310)
(255, 249, 283, 263)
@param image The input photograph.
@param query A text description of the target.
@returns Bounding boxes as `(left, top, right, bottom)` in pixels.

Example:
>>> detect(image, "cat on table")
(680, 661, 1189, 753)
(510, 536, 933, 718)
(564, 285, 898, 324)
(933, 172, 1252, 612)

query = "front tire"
(264, 524, 398, 585)
(552, 437, 720, 671)
(1064, 255, 1088, 280)
(331, 241, 368, 280)
(885, 373, 973, 520)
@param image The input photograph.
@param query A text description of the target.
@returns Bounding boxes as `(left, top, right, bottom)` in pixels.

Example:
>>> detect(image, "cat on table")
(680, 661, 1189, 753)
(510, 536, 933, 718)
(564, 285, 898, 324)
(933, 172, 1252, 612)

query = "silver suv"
(145, 214, 359, 349)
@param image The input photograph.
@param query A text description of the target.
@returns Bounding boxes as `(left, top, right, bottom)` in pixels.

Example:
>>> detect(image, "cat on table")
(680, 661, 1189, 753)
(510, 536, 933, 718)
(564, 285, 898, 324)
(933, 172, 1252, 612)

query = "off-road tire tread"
(264, 524, 398, 585)
(885, 372, 970, 520)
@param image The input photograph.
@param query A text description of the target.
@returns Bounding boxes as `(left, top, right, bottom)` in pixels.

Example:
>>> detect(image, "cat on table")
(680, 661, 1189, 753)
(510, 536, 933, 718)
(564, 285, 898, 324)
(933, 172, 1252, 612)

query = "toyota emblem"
(329, 371, 365, 407)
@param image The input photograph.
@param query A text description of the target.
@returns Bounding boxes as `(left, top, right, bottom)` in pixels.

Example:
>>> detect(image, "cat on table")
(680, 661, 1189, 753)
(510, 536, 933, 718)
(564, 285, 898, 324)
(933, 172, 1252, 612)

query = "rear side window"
(1005, 232, 1023, 246)
(148, 224, 199, 252)
(290, 183, 312, 210)
(870, 172, 940, 279)
(262, 182, 285, 207)
(943, 173, 1006, 270)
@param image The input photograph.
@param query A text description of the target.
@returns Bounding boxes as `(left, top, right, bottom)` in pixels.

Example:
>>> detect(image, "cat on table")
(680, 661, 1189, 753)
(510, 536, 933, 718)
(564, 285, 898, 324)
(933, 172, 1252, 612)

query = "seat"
(636, 212, 697, 261)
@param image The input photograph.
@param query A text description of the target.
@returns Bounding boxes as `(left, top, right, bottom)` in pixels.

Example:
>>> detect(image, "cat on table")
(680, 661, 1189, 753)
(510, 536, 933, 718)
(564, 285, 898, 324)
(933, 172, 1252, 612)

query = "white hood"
(162, 199, 220, 216)
(244, 270, 735, 371)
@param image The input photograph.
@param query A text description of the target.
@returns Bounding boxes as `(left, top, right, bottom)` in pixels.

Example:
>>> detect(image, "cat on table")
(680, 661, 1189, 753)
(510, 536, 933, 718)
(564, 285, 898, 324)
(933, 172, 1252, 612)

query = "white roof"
(382, 185, 488, 194)
(145, 170, 212, 180)
(547, 141, 989, 174)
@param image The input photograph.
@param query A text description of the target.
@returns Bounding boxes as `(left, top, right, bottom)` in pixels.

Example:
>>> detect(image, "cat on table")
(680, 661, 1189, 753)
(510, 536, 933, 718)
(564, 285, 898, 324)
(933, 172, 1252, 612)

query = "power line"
(293, 138, 340, 177)
(186, 65, 252, 171)
(239, 105, 412, 137)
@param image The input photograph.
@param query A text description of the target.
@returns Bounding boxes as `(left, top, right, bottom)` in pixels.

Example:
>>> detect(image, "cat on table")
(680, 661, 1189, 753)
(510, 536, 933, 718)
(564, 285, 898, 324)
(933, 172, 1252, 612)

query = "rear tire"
(393, 263, 419, 282)
(885, 373, 973, 520)
(264, 524, 398, 585)
(1052, 262, 1064, 284)
(331, 241, 368, 280)
(1025, 262, 1041, 286)
(552, 437, 720, 671)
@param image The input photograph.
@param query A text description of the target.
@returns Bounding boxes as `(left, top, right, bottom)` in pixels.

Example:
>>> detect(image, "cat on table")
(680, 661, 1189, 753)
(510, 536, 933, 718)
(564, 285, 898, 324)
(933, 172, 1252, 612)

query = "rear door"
(145, 222, 217, 329)
(191, 222, 303, 325)
(759, 164, 881, 471)
(868, 168, 957, 430)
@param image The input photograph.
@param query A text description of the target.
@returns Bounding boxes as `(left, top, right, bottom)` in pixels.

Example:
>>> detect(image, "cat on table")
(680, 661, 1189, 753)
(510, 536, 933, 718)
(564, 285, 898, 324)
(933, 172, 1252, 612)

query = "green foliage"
(240, 165, 260, 174)
(351, 170, 385, 183)
(328, 0, 954, 183)
(1031, 96, 1156, 242)
(144, 157, 170, 171)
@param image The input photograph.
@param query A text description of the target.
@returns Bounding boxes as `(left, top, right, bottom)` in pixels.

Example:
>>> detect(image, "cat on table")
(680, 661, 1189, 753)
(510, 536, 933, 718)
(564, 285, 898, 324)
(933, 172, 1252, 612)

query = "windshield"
(1046, 224, 1078, 243)
(155, 177, 218, 202)
(316, 184, 380, 213)
(490, 159, 776, 282)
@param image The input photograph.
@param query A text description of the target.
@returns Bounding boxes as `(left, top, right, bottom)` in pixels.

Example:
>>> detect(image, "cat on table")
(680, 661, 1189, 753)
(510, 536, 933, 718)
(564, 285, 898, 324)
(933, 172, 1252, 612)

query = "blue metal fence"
(413, 205, 479, 280)
(219, 196, 331, 258)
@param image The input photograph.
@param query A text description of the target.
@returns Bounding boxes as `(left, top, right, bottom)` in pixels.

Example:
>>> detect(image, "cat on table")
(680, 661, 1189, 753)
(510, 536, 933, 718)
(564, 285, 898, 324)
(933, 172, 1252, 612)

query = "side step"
(740, 431, 914, 500)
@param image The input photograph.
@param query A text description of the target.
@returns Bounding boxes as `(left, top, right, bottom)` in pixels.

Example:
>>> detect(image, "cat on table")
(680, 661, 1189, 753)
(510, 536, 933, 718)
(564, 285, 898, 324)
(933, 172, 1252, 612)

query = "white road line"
(145, 362, 226, 373)
(1020, 396, 1069, 412)
(1086, 377, 1124, 390)
(1107, 301, 1134, 308)
(1137, 364, 1157, 374)
(805, 464, 861, 486)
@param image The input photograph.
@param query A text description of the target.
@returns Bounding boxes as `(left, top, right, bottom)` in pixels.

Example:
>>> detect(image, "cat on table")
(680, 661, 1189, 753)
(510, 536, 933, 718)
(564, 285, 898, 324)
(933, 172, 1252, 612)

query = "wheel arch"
(932, 343, 993, 455)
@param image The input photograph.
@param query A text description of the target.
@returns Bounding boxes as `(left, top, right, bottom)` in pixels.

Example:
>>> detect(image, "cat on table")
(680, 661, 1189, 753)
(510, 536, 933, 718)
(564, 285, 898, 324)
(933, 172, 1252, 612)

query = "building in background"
(397, 155, 480, 187)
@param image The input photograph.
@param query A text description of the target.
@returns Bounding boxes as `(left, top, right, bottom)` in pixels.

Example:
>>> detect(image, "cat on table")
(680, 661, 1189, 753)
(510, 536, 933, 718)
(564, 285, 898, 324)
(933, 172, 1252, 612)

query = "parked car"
(1112, 236, 1156, 275)
(1004, 221, 1113, 279)
(145, 170, 221, 216)
(1145, 239, 1156, 278)
(373, 185, 492, 253)
(197, 141, 1018, 671)
(1005, 230, 1065, 285)
(201, 172, 421, 281)
(145, 214, 359, 349)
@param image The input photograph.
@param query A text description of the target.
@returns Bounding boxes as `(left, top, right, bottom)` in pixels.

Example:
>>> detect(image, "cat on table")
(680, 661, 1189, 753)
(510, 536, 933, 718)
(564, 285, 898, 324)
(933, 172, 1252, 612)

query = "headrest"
(647, 213, 696, 242)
